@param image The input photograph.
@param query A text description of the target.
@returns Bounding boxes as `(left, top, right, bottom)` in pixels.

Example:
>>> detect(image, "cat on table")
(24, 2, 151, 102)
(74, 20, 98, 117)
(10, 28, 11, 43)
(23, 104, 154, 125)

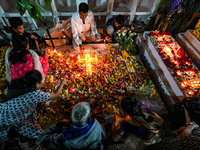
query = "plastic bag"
(44, 18, 72, 47)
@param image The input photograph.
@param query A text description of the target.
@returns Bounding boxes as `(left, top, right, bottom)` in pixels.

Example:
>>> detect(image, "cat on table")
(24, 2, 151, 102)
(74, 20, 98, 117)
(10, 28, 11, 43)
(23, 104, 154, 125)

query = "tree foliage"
(15, 0, 67, 21)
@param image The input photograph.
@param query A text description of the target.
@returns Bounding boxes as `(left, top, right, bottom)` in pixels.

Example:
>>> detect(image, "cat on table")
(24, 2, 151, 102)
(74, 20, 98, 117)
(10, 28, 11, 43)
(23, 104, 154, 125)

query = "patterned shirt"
(10, 53, 49, 80)
(0, 90, 50, 142)
(71, 10, 99, 46)
(183, 128, 200, 150)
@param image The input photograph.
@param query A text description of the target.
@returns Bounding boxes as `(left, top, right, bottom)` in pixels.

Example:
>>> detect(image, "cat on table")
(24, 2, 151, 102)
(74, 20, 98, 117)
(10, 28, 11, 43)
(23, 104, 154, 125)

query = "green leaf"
(16, 0, 32, 11)
(33, 1, 46, 13)
(15, 1, 26, 16)
(28, 6, 38, 21)
(44, 0, 52, 10)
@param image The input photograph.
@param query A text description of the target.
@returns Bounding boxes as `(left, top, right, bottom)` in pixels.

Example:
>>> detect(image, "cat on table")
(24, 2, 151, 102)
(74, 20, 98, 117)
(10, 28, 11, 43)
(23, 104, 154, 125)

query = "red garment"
(10, 54, 49, 80)
(39, 55, 49, 76)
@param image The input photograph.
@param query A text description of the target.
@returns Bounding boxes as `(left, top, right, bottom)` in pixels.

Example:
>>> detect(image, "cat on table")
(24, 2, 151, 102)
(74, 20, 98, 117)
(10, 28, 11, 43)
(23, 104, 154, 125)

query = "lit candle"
(186, 90, 195, 97)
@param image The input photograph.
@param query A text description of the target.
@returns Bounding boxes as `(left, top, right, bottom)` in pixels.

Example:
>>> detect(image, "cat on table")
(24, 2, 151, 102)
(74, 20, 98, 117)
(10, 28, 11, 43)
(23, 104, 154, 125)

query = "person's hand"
(61, 78, 66, 86)
(94, 106, 101, 114)
(186, 122, 199, 129)
(130, 26, 134, 30)
(31, 34, 37, 39)
(56, 119, 71, 132)
(114, 95, 123, 100)
(95, 34, 101, 41)
(112, 113, 119, 125)
(105, 36, 112, 42)
(41, 48, 48, 57)
(79, 44, 84, 52)
(120, 26, 128, 33)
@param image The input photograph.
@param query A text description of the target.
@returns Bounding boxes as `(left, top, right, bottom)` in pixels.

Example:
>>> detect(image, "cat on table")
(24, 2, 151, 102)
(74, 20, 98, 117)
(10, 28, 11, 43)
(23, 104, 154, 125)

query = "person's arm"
(23, 31, 32, 38)
(94, 107, 105, 125)
(49, 78, 66, 100)
(71, 16, 82, 47)
(180, 122, 199, 143)
(111, 114, 125, 142)
(36, 125, 64, 150)
(30, 34, 37, 39)
(89, 11, 100, 39)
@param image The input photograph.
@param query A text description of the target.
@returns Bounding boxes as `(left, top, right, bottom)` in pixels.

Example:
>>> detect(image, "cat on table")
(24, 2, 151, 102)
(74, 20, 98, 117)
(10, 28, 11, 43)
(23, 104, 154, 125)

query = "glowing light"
(185, 70, 197, 76)
(186, 90, 195, 97)
(176, 70, 182, 76)
(78, 54, 98, 74)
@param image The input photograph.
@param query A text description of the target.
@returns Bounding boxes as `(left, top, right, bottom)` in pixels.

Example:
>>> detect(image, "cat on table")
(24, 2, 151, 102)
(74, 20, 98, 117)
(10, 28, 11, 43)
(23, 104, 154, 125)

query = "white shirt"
(71, 10, 99, 46)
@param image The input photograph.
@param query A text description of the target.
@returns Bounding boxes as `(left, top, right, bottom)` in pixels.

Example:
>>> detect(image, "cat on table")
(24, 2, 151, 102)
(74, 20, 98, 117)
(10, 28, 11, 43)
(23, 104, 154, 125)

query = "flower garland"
(37, 45, 160, 126)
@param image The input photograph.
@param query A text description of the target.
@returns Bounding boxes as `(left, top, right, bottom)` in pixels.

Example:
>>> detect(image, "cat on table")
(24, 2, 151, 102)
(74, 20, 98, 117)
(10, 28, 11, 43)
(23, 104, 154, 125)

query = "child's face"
(13, 24, 24, 35)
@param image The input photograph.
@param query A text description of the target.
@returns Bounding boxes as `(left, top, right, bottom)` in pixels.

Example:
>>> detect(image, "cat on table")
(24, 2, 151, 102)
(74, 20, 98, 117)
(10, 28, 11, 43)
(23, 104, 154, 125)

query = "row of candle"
(150, 31, 200, 97)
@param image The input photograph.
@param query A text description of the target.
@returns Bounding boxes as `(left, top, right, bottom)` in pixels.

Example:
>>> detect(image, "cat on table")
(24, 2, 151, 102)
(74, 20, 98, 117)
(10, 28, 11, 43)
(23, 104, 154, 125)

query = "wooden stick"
(196, 89, 200, 97)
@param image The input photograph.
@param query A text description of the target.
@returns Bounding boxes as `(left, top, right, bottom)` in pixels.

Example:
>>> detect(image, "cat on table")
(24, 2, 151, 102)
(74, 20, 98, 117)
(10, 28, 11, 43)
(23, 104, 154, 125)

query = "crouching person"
(37, 102, 106, 150)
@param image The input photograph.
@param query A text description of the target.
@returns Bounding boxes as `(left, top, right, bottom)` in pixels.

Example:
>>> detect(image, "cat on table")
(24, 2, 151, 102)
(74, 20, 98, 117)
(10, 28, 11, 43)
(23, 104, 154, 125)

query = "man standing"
(71, 3, 101, 51)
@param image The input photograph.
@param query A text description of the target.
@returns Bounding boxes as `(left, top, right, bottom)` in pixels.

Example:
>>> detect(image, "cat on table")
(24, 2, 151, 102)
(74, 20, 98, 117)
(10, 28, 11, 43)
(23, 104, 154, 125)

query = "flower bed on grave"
(191, 19, 200, 41)
(0, 47, 10, 101)
(37, 45, 160, 126)
(149, 31, 200, 97)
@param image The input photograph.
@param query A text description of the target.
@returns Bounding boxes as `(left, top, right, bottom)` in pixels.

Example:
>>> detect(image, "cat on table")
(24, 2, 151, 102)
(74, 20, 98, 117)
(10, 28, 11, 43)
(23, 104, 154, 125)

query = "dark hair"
(9, 35, 30, 64)
(8, 70, 42, 88)
(121, 96, 153, 123)
(23, 70, 42, 87)
(8, 78, 25, 89)
(115, 14, 125, 25)
(4, 70, 42, 102)
(9, 17, 23, 29)
(79, 3, 89, 13)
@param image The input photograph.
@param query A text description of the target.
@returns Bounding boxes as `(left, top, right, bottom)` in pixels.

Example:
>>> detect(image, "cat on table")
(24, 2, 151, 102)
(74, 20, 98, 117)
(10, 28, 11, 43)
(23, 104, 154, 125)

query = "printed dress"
(0, 90, 50, 143)
(10, 54, 49, 80)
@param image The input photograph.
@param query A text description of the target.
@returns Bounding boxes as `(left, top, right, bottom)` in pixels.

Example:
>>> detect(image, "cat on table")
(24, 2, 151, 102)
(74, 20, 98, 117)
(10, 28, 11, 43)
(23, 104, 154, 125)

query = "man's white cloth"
(71, 10, 100, 49)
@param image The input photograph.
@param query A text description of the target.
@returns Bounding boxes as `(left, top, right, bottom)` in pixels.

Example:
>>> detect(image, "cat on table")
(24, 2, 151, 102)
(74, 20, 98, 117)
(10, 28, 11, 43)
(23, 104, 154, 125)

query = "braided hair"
(9, 35, 30, 64)
(121, 96, 154, 123)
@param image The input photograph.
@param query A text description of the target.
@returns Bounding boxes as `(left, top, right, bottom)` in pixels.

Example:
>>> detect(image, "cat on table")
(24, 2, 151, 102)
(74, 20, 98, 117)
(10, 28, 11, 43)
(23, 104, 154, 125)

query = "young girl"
(5, 35, 49, 83)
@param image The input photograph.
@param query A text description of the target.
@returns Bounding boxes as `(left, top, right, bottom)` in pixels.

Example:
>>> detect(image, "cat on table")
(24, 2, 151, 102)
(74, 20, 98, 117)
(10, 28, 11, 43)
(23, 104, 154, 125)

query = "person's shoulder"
(88, 10, 94, 17)
(93, 119, 104, 128)
(88, 10, 93, 14)
(72, 12, 79, 19)
(106, 17, 114, 25)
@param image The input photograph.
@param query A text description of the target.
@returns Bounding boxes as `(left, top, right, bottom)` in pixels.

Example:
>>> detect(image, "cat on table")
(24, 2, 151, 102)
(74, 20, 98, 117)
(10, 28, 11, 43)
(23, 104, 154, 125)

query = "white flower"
(122, 32, 126, 36)
(130, 32, 136, 37)
(124, 29, 128, 33)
